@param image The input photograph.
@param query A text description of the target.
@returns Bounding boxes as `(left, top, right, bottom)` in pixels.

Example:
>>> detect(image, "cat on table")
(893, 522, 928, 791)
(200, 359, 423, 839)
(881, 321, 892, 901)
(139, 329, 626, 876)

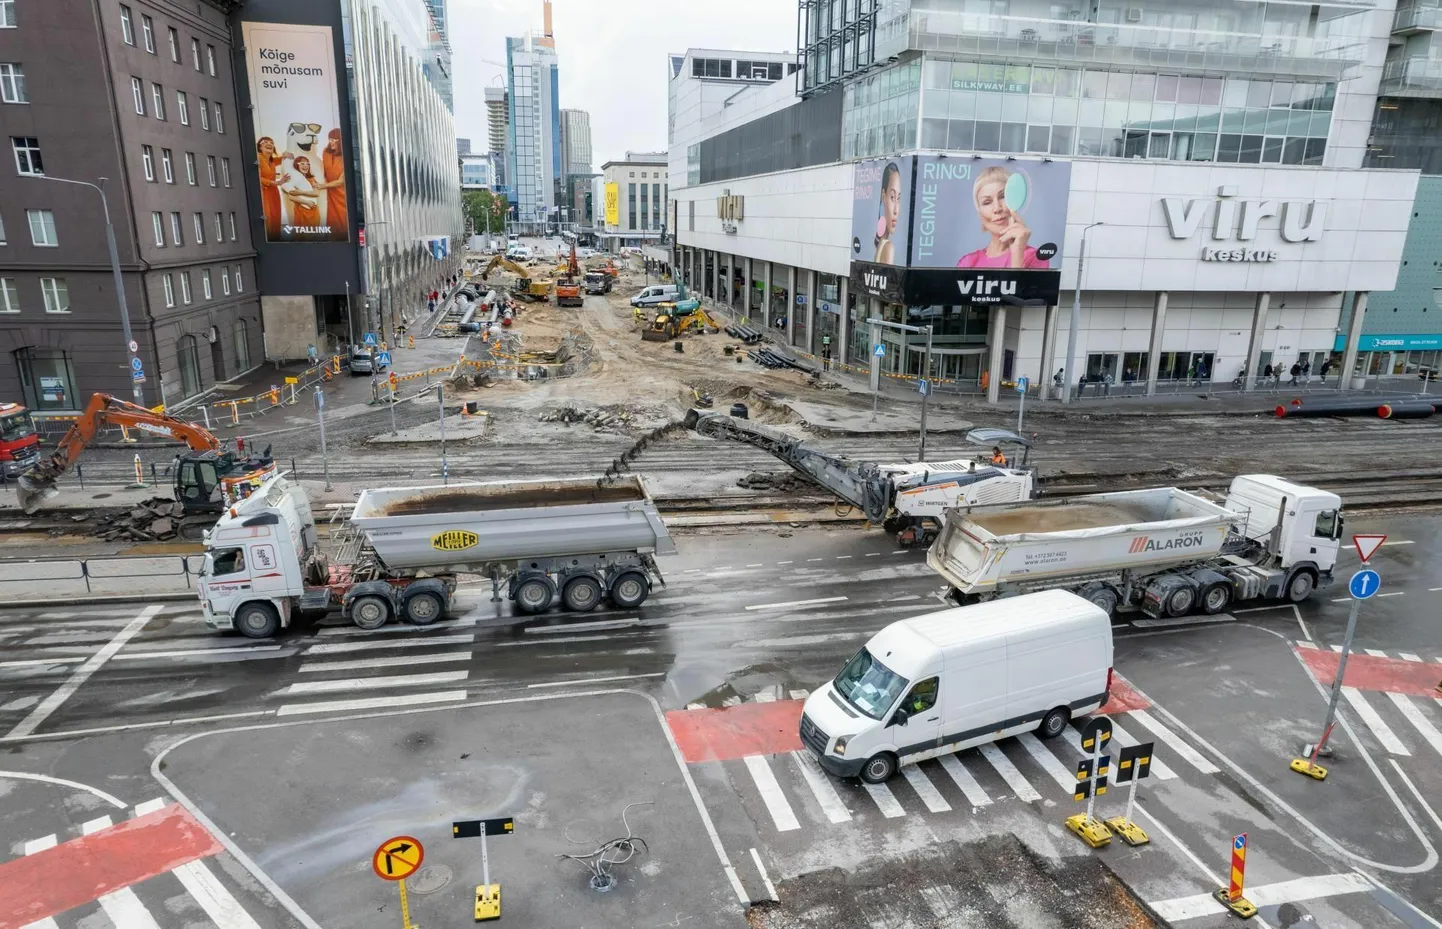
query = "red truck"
(0, 402, 41, 480)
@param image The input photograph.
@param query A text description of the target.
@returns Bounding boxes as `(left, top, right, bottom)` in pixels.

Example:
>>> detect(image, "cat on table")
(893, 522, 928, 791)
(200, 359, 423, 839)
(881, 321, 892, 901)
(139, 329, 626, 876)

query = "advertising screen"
(849, 158, 913, 267)
(604, 183, 620, 226)
(242, 22, 351, 243)
(910, 156, 1070, 272)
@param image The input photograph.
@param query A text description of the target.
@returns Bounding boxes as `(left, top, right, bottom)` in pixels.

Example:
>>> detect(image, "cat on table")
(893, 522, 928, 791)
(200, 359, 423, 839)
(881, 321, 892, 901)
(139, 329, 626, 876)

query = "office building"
(505, 1, 561, 231)
(422, 0, 452, 114)
(457, 137, 471, 155)
(669, 9, 1420, 402)
(484, 85, 510, 195)
(560, 108, 592, 179)
(460, 153, 494, 190)
(423, 0, 447, 42)
(0, 0, 260, 409)
(599, 152, 668, 251)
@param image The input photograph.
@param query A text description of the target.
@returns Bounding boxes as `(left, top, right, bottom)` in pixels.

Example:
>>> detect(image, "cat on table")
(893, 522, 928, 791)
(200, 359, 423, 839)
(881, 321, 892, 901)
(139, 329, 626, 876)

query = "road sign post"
(1105, 741, 1155, 845)
(1212, 833, 1257, 918)
(373, 836, 424, 929)
(871, 342, 886, 423)
(1065, 717, 1113, 848)
(315, 388, 332, 492)
(454, 817, 513, 922)
(1016, 376, 1030, 434)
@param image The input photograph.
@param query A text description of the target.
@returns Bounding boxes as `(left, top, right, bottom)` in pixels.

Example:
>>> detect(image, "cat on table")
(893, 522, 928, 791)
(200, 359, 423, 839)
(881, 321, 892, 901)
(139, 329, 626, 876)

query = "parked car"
(630, 284, 681, 308)
(349, 345, 387, 376)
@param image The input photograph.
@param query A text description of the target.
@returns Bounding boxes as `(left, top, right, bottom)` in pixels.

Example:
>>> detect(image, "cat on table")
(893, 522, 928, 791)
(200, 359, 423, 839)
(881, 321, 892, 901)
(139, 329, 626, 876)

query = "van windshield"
(833, 647, 909, 720)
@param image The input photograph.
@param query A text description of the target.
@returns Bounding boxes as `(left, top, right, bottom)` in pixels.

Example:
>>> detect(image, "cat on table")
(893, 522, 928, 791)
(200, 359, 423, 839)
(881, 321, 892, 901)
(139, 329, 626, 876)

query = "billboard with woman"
(241, 21, 351, 243)
(910, 156, 1069, 272)
(850, 158, 912, 267)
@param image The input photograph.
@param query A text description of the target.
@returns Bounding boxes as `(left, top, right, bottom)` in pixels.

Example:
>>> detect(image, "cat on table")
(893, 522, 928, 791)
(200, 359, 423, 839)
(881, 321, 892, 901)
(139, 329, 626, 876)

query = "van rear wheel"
(1038, 706, 1070, 739)
(859, 753, 897, 784)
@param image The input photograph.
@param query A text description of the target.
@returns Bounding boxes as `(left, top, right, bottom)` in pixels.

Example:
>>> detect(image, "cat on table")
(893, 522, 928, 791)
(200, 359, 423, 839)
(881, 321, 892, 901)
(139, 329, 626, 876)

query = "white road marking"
(1105, 720, 1179, 780)
(492, 634, 616, 648)
(316, 617, 476, 637)
(744, 596, 849, 611)
(0, 656, 87, 669)
(978, 743, 1041, 802)
(1150, 872, 1374, 921)
(686, 702, 703, 710)
(276, 690, 467, 717)
(527, 672, 667, 689)
(1341, 687, 1411, 756)
(6, 605, 163, 739)
(1429, 587, 1442, 592)
(1400, 653, 1422, 662)
(775, 561, 793, 565)
(1332, 644, 1344, 652)
(1364, 649, 1390, 657)
(721, 695, 742, 707)
(865, 552, 880, 557)
(749, 848, 779, 902)
(754, 692, 776, 703)
(1387, 693, 1442, 760)
(173, 859, 265, 929)
(835, 555, 853, 560)
(1295, 639, 1318, 649)
(746, 563, 763, 568)
(303, 633, 473, 655)
(1127, 709, 1220, 775)
(24, 834, 57, 854)
(890, 594, 922, 602)
(299, 652, 472, 673)
(806, 558, 824, 562)
(682, 568, 702, 574)
(82, 816, 162, 929)
(278, 670, 470, 695)
(743, 755, 799, 831)
(1016, 733, 1080, 793)
(133, 797, 167, 816)
(523, 617, 641, 634)
(116, 645, 287, 661)
(862, 781, 907, 818)
(1330, 598, 1352, 603)
(788, 689, 810, 700)
(892, 550, 907, 554)
(938, 754, 991, 807)
(789, 751, 851, 824)
(1376, 592, 1406, 598)
(901, 765, 952, 813)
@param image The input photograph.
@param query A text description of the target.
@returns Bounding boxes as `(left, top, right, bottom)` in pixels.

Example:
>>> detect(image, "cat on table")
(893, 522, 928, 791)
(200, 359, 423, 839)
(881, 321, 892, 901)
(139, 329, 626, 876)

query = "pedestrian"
(1320, 358, 1332, 383)
(1301, 359, 1311, 384)
(1289, 361, 1301, 385)
(1053, 368, 1064, 389)
(1263, 362, 1273, 383)
(1196, 359, 1209, 381)
(1187, 363, 1197, 386)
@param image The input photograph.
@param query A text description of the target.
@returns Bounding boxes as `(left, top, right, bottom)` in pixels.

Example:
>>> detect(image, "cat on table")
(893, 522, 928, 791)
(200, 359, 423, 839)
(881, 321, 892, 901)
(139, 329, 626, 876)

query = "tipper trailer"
(200, 474, 675, 638)
(927, 474, 1343, 617)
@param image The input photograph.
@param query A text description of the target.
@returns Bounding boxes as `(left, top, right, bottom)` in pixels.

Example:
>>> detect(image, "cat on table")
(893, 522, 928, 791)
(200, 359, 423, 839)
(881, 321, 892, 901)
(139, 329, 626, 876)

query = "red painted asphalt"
(1297, 648, 1442, 697)
(0, 803, 221, 928)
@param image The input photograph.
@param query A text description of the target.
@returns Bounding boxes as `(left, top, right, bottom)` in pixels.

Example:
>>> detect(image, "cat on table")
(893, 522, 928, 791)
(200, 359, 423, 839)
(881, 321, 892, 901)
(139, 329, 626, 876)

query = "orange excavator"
(555, 238, 583, 307)
(17, 393, 277, 535)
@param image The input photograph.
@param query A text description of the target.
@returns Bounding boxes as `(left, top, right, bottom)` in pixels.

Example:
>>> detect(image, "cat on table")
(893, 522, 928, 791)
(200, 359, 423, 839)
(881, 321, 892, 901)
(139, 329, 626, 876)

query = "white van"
(799, 589, 1113, 783)
(630, 284, 681, 308)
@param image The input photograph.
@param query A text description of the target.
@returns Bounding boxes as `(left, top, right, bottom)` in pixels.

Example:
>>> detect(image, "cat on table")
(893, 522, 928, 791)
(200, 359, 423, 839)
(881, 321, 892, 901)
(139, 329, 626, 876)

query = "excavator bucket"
(16, 473, 58, 515)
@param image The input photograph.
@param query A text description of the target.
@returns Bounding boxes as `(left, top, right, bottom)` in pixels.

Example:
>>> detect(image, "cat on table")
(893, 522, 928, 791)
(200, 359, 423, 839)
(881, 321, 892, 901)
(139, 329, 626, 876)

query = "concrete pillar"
(713, 251, 722, 305)
(786, 266, 796, 345)
(1145, 291, 1168, 397)
(1243, 292, 1269, 392)
(838, 276, 851, 367)
(1038, 304, 1059, 399)
(742, 257, 752, 323)
(804, 269, 817, 354)
(1339, 291, 1368, 391)
(760, 261, 772, 329)
(986, 305, 1007, 405)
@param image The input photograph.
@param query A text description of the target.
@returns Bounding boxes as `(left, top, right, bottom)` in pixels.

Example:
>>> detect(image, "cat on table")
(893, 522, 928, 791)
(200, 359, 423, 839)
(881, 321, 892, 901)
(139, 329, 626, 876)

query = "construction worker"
(990, 446, 1007, 466)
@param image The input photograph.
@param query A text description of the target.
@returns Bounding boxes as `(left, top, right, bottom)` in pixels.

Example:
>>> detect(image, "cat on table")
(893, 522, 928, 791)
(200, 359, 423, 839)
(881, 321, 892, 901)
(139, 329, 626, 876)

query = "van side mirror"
(890, 708, 910, 727)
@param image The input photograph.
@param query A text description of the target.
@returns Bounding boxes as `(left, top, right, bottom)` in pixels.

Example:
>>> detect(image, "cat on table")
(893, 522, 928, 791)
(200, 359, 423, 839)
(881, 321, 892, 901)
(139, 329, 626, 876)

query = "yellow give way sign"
(373, 836, 424, 881)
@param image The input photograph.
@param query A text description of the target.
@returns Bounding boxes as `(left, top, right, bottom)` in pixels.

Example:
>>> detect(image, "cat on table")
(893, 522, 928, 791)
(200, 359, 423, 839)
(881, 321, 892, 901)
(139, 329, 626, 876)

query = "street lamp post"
(867, 316, 934, 460)
(29, 175, 145, 408)
(1063, 222, 1105, 405)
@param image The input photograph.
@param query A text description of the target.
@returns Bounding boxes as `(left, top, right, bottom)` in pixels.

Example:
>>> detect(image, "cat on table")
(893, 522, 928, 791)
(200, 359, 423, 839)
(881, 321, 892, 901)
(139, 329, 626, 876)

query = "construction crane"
(683, 411, 1036, 547)
(17, 393, 277, 536)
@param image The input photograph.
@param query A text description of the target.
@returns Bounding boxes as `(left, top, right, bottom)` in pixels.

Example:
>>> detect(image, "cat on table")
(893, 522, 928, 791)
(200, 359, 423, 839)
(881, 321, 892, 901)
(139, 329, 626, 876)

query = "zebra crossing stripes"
(1128, 708, 1221, 774)
(862, 782, 907, 818)
(789, 751, 852, 824)
(1016, 733, 1081, 793)
(1104, 721, 1179, 780)
(1341, 687, 1411, 756)
(938, 754, 991, 808)
(978, 743, 1042, 802)
(1384, 692, 1442, 759)
(19, 835, 60, 929)
(744, 755, 800, 831)
(80, 816, 162, 929)
(900, 765, 952, 813)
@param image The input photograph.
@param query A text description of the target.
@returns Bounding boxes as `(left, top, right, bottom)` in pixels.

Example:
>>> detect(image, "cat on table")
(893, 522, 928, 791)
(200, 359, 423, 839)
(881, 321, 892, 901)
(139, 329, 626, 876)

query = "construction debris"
(97, 498, 187, 541)
(737, 471, 813, 493)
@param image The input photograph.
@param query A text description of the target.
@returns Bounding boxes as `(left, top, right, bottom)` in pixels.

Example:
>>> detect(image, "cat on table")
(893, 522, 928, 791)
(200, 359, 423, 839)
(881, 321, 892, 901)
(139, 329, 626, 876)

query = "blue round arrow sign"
(1348, 568, 1381, 600)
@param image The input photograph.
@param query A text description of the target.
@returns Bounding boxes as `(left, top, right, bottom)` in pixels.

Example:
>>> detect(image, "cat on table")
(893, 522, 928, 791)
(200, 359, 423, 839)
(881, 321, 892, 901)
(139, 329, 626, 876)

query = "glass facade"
(842, 60, 922, 159)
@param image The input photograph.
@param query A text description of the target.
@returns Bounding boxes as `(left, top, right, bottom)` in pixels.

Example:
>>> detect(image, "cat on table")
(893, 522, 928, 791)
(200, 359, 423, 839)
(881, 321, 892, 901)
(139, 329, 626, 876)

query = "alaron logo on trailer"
(1129, 534, 1205, 554)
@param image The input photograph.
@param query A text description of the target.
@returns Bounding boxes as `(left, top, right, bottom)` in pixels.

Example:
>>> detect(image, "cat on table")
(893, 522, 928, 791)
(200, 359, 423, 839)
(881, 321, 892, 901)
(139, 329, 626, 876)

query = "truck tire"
(610, 572, 650, 609)
(1201, 582, 1232, 614)
(1165, 586, 1196, 617)
(860, 753, 897, 784)
(1286, 569, 1317, 603)
(404, 591, 445, 626)
(562, 576, 603, 613)
(351, 595, 391, 630)
(514, 577, 554, 614)
(236, 602, 279, 639)
(1080, 585, 1118, 616)
(1037, 706, 1070, 739)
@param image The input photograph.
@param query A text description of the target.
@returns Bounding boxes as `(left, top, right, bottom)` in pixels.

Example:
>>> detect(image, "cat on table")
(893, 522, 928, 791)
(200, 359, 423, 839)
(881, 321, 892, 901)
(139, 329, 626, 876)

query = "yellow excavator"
(641, 297, 721, 342)
(480, 255, 552, 303)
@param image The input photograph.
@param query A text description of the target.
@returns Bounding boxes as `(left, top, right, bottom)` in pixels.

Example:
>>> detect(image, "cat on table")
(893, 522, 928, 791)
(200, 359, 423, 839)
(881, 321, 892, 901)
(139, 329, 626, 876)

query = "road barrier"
(0, 555, 198, 600)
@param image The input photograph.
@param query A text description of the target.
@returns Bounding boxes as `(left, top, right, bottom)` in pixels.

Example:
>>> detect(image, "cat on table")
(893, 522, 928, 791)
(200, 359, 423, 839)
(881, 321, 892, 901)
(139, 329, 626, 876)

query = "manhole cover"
(409, 865, 452, 895)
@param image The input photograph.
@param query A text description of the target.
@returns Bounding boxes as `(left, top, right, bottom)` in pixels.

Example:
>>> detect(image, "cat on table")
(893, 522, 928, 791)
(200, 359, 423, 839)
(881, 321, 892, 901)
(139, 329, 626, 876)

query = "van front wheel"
(859, 753, 897, 784)
(1038, 706, 1070, 739)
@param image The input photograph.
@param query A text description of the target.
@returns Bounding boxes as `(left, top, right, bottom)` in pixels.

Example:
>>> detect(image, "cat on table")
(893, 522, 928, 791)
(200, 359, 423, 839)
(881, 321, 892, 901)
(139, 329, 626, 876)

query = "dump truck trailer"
(927, 474, 1342, 618)
(200, 474, 675, 638)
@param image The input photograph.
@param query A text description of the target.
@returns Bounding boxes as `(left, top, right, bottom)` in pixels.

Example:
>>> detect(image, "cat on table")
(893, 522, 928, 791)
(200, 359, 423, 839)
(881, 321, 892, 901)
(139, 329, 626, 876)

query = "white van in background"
(799, 589, 1113, 783)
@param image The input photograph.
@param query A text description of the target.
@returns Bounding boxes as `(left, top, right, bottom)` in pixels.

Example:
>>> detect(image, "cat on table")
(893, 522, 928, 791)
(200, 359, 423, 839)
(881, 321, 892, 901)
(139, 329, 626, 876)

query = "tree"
(463, 190, 509, 235)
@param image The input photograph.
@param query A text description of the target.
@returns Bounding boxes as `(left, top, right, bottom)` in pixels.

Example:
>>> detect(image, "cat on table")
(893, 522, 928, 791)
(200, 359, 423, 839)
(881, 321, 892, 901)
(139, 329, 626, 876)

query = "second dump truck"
(928, 474, 1342, 617)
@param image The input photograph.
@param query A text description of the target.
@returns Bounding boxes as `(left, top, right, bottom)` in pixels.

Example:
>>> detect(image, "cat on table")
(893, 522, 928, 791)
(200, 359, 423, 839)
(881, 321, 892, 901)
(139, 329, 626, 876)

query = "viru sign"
(1162, 185, 1325, 263)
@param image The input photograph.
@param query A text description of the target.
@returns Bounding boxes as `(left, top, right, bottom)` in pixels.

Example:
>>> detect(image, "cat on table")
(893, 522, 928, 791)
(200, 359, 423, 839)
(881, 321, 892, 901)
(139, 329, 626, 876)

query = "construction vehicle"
(199, 473, 675, 638)
(641, 299, 721, 341)
(0, 402, 42, 480)
(555, 238, 583, 307)
(928, 475, 1342, 617)
(584, 270, 613, 295)
(16, 393, 277, 535)
(684, 411, 1035, 546)
(480, 254, 552, 303)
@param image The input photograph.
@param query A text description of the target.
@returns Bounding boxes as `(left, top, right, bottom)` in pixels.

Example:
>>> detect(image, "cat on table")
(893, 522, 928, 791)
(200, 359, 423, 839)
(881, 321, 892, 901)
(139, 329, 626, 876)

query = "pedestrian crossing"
(1292, 640, 1442, 761)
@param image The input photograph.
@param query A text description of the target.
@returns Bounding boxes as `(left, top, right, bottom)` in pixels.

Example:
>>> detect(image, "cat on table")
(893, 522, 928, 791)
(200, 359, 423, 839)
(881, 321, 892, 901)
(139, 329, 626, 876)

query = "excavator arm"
(480, 255, 532, 281)
(17, 393, 223, 513)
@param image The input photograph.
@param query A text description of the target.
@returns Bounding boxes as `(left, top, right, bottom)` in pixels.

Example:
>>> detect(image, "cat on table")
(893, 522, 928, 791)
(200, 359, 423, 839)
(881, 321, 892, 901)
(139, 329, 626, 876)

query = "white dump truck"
(199, 473, 675, 638)
(927, 474, 1343, 617)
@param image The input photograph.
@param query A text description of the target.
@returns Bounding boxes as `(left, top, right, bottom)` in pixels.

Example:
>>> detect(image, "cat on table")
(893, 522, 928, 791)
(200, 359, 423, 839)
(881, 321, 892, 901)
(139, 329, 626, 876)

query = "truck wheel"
(1201, 582, 1232, 614)
(514, 577, 554, 614)
(1081, 585, 1118, 616)
(1038, 706, 1070, 739)
(1166, 586, 1196, 617)
(404, 592, 445, 626)
(351, 595, 391, 630)
(562, 576, 603, 612)
(859, 753, 897, 784)
(236, 602, 279, 639)
(610, 572, 649, 609)
(1286, 570, 1317, 603)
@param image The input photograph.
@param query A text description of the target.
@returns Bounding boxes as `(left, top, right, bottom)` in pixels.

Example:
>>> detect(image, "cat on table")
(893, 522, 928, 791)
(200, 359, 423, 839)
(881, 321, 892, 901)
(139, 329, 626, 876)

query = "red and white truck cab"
(0, 402, 41, 479)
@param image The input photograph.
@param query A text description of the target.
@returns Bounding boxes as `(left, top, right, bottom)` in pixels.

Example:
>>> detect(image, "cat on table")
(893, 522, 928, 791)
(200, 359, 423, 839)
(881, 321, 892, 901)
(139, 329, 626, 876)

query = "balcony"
(1381, 56, 1442, 97)
(1393, 4, 1442, 34)
(908, 11, 1360, 81)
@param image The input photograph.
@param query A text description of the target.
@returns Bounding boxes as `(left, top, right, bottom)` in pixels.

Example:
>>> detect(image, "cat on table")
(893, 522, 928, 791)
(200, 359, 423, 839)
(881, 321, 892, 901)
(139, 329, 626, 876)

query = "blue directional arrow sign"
(1348, 568, 1380, 600)
(873, 344, 886, 357)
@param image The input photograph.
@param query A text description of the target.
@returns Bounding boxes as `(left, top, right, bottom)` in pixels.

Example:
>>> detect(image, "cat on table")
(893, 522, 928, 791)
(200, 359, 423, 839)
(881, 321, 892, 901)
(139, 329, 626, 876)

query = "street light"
(360, 220, 392, 340)
(1063, 222, 1105, 405)
(28, 175, 145, 408)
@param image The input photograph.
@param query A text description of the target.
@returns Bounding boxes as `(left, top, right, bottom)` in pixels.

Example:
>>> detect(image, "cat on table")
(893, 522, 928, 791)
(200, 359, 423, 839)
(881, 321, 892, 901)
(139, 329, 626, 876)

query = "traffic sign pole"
(397, 878, 414, 929)
(1213, 833, 1257, 918)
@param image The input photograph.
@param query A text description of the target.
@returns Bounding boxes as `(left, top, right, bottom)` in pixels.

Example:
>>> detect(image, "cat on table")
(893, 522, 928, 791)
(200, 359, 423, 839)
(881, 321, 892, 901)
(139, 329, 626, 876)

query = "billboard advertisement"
(241, 21, 350, 243)
(849, 158, 913, 267)
(604, 182, 620, 226)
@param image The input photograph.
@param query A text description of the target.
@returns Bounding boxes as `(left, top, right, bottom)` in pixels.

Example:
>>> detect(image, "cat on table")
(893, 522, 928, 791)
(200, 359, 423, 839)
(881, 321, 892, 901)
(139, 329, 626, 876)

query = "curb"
(4, 591, 199, 608)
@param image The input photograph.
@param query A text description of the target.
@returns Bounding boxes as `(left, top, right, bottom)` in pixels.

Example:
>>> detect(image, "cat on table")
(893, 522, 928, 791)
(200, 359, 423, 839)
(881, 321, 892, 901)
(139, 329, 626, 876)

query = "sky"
(446, 0, 796, 166)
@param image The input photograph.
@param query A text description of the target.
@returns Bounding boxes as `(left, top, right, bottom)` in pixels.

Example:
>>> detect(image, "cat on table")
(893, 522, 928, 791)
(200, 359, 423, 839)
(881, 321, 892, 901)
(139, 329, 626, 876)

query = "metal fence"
(0, 555, 199, 600)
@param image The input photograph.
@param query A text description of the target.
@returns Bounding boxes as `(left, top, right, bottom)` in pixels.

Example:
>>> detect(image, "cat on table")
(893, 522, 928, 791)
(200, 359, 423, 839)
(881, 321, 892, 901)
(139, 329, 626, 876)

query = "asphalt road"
(2, 517, 1441, 929)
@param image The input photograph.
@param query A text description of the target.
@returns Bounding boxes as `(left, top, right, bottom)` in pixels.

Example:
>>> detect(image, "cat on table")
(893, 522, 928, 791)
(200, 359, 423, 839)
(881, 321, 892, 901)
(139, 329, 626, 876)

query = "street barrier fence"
(0, 555, 198, 600)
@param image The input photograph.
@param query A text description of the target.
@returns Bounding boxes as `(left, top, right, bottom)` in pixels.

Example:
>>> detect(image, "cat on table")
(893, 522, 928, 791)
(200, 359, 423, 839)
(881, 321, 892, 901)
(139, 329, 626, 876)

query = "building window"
(233, 265, 242, 292)
(120, 5, 134, 45)
(167, 27, 179, 63)
(185, 151, 195, 185)
(140, 14, 154, 53)
(0, 0, 14, 28)
(170, 211, 182, 246)
(177, 334, 200, 396)
(27, 208, 56, 246)
(151, 211, 164, 246)
(191, 37, 200, 71)
(202, 268, 211, 299)
(0, 212, 5, 243)
(206, 154, 216, 186)
(141, 144, 154, 181)
(151, 82, 164, 119)
(206, 45, 216, 76)
(653, 183, 661, 229)
(221, 157, 230, 187)
(16, 348, 79, 411)
(0, 63, 26, 103)
(162, 273, 174, 307)
(161, 148, 173, 183)
(193, 212, 205, 245)
(213, 212, 222, 242)
(233, 320, 249, 371)
(213, 102, 223, 133)
(221, 267, 230, 296)
(40, 277, 69, 313)
(131, 77, 144, 115)
(198, 97, 209, 130)
(0, 278, 18, 312)
(177, 91, 188, 125)
(179, 271, 191, 303)
(227, 211, 236, 241)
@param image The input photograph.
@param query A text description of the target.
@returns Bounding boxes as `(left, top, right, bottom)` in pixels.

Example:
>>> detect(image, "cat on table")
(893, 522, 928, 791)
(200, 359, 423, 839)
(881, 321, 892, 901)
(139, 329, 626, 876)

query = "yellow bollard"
(408, 335, 415, 350)
(132, 453, 144, 488)
(230, 401, 240, 427)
